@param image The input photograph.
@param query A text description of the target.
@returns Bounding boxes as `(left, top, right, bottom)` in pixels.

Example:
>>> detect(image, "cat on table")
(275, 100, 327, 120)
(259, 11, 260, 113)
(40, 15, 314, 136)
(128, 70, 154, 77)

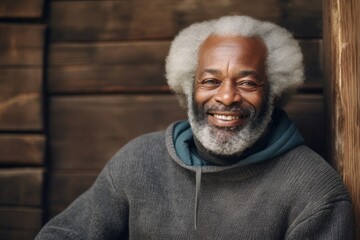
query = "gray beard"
(187, 96, 273, 156)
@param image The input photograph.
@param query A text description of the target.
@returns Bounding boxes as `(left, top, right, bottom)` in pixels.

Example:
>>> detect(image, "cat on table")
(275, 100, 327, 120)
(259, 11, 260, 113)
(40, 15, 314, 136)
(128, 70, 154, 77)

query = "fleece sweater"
(36, 123, 353, 240)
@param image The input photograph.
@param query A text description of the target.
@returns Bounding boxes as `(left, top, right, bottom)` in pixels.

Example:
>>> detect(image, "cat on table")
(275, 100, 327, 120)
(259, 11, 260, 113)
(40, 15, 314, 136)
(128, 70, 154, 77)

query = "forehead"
(197, 35, 268, 67)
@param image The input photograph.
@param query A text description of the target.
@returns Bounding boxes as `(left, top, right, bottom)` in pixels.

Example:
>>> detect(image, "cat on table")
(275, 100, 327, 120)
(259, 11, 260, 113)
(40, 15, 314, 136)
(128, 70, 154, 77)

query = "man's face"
(188, 35, 272, 156)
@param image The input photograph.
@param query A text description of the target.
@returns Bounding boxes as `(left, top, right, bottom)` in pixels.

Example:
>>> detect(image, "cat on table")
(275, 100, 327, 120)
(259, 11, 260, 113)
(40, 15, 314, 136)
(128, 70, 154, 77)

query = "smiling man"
(36, 16, 353, 239)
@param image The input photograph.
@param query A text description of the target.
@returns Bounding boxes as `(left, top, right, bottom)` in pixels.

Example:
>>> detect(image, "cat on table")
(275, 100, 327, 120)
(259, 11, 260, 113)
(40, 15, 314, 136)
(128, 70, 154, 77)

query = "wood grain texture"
(323, 0, 360, 237)
(0, 134, 45, 165)
(49, 94, 187, 170)
(48, 41, 170, 93)
(0, 0, 44, 18)
(48, 40, 322, 94)
(0, 24, 44, 66)
(284, 94, 325, 158)
(0, 168, 43, 206)
(0, 207, 42, 240)
(0, 68, 43, 131)
(49, 0, 321, 42)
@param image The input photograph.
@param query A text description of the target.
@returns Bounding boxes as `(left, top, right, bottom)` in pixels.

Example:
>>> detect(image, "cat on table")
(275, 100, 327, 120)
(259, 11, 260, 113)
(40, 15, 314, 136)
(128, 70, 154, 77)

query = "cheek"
(242, 89, 267, 110)
(194, 87, 214, 106)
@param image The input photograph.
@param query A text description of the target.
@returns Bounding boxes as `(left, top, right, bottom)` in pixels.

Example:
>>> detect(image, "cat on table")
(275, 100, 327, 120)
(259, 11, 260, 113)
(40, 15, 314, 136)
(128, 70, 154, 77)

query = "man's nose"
(214, 81, 241, 106)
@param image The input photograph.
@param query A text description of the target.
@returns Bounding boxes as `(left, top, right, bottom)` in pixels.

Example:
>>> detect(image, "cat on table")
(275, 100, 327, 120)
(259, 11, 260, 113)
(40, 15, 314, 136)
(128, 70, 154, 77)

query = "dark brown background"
(0, 0, 323, 239)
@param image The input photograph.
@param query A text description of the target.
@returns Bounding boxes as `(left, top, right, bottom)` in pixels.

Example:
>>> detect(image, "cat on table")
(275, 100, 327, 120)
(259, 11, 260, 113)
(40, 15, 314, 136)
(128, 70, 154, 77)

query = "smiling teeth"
(213, 114, 240, 121)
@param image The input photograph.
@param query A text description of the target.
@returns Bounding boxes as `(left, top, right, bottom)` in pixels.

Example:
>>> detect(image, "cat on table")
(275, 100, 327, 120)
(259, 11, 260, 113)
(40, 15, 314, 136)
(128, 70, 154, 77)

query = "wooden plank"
(323, 0, 360, 237)
(50, 0, 321, 42)
(48, 40, 322, 94)
(0, 168, 43, 206)
(0, 207, 42, 240)
(0, 68, 43, 131)
(48, 41, 170, 93)
(0, 24, 44, 66)
(284, 94, 325, 158)
(47, 171, 98, 218)
(50, 94, 187, 170)
(300, 40, 323, 90)
(0, 0, 44, 18)
(0, 134, 45, 165)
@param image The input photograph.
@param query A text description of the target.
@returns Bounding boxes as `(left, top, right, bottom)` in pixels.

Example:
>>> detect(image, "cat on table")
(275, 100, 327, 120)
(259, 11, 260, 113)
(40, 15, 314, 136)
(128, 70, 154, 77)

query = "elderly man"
(36, 16, 353, 239)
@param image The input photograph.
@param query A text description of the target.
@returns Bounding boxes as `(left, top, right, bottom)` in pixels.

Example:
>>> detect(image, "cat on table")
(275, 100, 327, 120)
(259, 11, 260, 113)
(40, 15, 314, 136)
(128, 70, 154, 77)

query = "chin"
(188, 100, 274, 156)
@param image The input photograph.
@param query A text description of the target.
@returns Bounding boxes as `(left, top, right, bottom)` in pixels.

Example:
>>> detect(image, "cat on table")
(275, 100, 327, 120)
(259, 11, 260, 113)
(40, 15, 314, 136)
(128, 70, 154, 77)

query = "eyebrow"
(199, 68, 222, 77)
(236, 70, 262, 80)
(199, 68, 263, 81)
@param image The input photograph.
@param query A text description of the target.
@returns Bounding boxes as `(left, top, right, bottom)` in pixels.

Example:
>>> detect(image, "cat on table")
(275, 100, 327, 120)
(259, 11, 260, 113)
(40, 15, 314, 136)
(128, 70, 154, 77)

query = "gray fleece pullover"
(36, 123, 354, 239)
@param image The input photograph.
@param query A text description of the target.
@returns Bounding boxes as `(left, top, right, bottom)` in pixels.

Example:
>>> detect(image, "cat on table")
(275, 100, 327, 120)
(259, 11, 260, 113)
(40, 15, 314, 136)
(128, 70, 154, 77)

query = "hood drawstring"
(194, 167, 202, 230)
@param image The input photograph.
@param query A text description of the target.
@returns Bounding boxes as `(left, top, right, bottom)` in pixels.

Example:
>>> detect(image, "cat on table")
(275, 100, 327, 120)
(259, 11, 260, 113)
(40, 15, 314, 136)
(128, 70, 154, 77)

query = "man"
(36, 16, 353, 239)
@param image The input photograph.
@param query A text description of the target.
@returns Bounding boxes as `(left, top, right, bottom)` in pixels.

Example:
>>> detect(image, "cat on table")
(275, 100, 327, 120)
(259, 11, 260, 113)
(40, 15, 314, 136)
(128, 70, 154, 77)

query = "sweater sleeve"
(35, 159, 129, 240)
(285, 199, 354, 240)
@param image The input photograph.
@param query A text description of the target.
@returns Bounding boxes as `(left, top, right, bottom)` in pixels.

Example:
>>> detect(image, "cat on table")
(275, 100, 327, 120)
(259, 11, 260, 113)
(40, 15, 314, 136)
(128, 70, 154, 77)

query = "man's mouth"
(207, 112, 247, 128)
(213, 114, 240, 121)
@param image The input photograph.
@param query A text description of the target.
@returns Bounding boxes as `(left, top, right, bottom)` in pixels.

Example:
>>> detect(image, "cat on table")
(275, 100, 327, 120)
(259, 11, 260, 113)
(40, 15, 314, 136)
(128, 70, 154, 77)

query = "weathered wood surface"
(323, 0, 360, 237)
(49, 94, 187, 170)
(50, 0, 321, 42)
(0, 24, 44, 66)
(0, 134, 45, 165)
(0, 168, 43, 206)
(0, 68, 43, 131)
(0, 0, 44, 18)
(48, 40, 322, 94)
(47, 171, 98, 218)
(48, 41, 170, 93)
(284, 94, 325, 158)
(0, 207, 42, 240)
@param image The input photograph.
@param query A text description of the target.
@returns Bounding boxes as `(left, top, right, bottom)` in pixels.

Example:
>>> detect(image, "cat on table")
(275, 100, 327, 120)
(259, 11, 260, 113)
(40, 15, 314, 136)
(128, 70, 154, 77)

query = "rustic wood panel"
(300, 40, 323, 90)
(47, 171, 98, 218)
(48, 41, 170, 93)
(0, 168, 43, 206)
(0, 24, 44, 66)
(0, 68, 43, 131)
(50, 0, 321, 42)
(50, 94, 187, 170)
(0, 207, 42, 240)
(284, 94, 325, 158)
(0, 0, 44, 18)
(0, 134, 45, 165)
(323, 0, 360, 237)
(48, 40, 322, 94)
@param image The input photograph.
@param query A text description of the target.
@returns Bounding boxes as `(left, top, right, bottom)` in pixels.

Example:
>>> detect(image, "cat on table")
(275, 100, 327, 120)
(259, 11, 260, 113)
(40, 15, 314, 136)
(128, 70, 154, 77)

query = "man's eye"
(202, 79, 220, 85)
(237, 80, 261, 90)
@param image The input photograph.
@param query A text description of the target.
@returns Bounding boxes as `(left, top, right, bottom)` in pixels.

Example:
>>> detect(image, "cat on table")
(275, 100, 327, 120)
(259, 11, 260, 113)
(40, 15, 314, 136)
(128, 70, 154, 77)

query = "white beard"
(187, 96, 274, 156)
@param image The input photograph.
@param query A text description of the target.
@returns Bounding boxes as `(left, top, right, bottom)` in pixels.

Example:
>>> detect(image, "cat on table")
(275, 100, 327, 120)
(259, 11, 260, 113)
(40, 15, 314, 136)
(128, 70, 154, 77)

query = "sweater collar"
(173, 108, 304, 167)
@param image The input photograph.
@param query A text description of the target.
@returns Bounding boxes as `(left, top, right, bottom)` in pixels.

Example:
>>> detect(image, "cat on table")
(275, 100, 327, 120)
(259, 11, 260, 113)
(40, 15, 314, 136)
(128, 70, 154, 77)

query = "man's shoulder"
(113, 129, 167, 159)
(274, 145, 350, 201)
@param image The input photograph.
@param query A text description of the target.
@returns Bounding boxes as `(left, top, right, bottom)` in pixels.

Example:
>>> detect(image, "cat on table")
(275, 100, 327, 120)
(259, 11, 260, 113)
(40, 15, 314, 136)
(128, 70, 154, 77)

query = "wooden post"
(323, 0, 360, 238)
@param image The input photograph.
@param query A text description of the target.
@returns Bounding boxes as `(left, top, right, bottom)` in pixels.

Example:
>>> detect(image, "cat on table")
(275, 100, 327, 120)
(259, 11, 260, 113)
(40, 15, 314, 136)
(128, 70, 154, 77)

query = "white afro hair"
(165, 15, 304, 107)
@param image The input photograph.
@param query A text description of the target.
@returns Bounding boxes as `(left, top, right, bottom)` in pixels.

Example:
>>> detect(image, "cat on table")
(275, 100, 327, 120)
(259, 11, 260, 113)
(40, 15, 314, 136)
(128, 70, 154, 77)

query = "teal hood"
(173, 108, 305, 167)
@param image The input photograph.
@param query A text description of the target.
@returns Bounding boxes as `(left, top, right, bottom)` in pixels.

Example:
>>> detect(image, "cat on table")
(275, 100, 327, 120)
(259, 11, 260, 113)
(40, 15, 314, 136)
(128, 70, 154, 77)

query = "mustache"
(203, 104, 255, 117)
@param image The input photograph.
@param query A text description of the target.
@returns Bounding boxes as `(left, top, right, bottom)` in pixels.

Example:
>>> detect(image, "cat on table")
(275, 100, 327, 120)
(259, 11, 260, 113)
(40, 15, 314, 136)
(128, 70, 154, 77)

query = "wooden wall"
(0, 0, 325, 238)
(323, 0, 360, 238)
(0, 0, 45, 239)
